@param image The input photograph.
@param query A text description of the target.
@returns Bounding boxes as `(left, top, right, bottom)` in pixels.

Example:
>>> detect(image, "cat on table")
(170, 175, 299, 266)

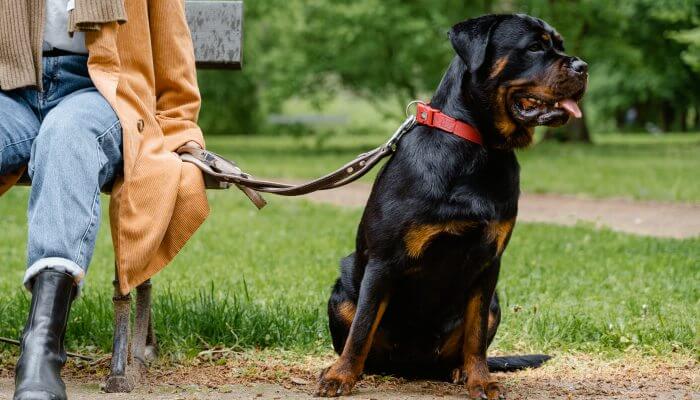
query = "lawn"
(205, 132, 700, 202)
(0, 186, 697, 361)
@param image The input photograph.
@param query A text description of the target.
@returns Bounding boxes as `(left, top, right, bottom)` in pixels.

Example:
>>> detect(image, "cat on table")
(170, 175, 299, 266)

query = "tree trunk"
(679, 108, 688, 132)
(615, 110, 626, 131)
(661, 102, 674, 132)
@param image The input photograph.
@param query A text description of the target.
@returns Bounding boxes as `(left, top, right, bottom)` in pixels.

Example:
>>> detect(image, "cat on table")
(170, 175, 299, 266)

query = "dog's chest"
(404, 177, 518, 264)
(403, 217, 515, 263)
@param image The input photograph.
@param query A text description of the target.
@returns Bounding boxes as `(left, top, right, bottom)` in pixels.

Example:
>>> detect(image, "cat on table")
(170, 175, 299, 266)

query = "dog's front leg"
(463, 260, 504, 400)
(316, 258, 390, 397)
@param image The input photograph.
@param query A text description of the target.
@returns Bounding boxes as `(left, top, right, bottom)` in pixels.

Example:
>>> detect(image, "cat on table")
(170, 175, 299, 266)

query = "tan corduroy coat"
(0, 0, 210, 295)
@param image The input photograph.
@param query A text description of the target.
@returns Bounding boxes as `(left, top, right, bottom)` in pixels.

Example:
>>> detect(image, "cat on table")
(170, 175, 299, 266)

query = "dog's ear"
(449, 15, 502, 74)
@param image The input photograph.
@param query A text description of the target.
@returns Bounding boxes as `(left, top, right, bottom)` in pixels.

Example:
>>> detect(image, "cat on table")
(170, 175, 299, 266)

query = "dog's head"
(449, 14, 588, 148)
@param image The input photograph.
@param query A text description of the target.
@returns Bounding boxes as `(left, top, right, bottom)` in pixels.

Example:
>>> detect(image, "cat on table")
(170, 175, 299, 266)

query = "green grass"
(206, 132, 700, 202)
(0, 188, 697, 360)
(518, 133, 700, 202)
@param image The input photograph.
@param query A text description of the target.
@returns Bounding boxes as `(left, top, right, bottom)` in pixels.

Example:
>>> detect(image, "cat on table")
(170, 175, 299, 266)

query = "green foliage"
(670, 27, 700, 71)
(197, 0, 700, 135)
(198, 70, 264, 135)
(296, 1, 486, 107)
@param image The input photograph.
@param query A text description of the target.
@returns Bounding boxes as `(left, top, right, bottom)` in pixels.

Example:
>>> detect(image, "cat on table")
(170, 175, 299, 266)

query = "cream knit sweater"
(0, 0, 125, 90)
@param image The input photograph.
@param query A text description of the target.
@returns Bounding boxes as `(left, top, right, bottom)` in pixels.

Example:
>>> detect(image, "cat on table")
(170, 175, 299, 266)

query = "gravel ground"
(1, 353, 697, 399)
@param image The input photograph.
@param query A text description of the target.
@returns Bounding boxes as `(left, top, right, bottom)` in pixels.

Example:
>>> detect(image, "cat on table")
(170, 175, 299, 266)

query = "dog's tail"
(487, 354, 551, 372)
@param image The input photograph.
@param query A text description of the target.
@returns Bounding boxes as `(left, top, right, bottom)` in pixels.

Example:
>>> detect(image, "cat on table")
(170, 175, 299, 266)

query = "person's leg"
(0, 91, 40, 176)
(14, 59, 122, 400)
(24, 88, 123, 290)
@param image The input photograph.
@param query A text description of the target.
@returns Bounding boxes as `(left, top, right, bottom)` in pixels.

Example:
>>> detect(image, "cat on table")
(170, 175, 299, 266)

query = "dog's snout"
(568, 57, 588, 75)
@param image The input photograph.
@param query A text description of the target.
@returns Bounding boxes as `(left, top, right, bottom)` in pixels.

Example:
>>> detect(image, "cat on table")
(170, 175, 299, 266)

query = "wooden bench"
(15, 0, 243, 393)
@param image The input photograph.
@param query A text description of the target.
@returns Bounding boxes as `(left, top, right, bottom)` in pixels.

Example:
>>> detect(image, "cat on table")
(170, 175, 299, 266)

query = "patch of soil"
(1, 352, 696, 399)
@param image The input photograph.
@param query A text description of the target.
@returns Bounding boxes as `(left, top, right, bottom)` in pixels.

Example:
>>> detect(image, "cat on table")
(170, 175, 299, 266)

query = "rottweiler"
(317, 14, 588, 399)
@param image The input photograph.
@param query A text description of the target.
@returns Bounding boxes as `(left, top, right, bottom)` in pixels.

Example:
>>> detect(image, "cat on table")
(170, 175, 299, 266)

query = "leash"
(179, 102, 482, 209)
(178, 115, 418, 209)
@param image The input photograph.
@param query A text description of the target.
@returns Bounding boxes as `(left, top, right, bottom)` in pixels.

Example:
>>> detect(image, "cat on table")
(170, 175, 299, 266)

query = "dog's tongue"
(558, 99, 582, 118)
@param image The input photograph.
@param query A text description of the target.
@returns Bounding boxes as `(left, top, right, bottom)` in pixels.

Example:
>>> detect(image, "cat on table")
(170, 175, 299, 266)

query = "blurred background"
(197, 0, 700, 142)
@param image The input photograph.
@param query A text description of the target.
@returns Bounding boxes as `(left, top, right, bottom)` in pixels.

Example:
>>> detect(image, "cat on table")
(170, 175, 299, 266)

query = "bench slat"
(187, 0, 243, 69)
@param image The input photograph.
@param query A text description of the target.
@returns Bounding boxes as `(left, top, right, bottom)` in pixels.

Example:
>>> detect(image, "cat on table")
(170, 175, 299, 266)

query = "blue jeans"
(0, 55, 123, 292)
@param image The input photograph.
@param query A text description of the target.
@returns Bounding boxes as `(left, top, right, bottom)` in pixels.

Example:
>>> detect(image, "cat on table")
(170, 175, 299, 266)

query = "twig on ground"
(0, 336, 95, 362)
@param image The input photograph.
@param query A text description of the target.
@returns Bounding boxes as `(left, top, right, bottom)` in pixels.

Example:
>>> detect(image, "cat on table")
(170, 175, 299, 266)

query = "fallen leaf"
(290, 377, 310, 385)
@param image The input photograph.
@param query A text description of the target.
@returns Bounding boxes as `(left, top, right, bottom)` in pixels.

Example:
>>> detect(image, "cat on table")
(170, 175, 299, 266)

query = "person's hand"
(176, 141, 202, 156)
(184, 140, 202, 149)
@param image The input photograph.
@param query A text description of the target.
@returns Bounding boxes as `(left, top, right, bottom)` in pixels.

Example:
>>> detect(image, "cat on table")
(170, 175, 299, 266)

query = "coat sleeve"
(148, 0, 205, 150)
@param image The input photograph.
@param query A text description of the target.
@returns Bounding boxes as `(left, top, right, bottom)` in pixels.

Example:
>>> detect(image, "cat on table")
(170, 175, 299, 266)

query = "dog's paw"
(315, 364, 358, 397)
(467, 381, 505, 400)
(451, 368, 467, 384)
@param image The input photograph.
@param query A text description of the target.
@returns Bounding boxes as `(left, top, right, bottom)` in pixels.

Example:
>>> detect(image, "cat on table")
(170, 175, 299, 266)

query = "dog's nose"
(569, 57, 588, 74)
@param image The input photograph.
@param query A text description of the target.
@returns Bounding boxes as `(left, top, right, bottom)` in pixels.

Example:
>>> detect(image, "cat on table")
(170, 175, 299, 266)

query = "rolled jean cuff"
(24, 257, 85, 294)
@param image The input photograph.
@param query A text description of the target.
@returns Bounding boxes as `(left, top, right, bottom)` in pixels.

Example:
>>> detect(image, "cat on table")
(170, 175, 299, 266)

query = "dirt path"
(291, 182, 700, 239)
(0, 354, 697, 399)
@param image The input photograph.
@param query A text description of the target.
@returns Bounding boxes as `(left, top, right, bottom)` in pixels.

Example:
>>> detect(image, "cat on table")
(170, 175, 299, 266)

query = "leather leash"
(178, 115, 418, 209)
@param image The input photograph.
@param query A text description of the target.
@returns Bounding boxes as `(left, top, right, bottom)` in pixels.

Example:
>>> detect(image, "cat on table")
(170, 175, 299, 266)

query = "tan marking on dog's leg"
(338, 301, 356, 326)
(463, 292, 504, 399)
(318, 297, 389, 396)
(439, 325, 464, 360)
(356, 297, 388, 366)
(487, 310, 498, 336)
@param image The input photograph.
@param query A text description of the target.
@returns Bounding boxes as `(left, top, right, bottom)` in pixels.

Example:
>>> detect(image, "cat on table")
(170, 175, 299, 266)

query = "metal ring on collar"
(405, 100, 427, 118)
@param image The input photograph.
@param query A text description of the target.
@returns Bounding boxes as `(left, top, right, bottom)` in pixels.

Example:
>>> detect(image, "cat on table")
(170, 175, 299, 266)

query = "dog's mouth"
(509, 89, 585, 127)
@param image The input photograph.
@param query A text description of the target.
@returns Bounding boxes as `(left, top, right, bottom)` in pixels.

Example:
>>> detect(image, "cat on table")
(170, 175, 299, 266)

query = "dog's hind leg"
(317, 258, 391, 397)
(327, 253, 360, 354)
(327, 280, 355, 355)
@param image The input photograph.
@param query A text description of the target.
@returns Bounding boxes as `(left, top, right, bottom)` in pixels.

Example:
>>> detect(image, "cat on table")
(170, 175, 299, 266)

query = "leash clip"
(385, 115, 417, 151)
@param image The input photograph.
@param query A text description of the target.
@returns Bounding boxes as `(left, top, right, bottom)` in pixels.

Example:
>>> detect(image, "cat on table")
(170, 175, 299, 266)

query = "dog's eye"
(528, 42, 544, 52)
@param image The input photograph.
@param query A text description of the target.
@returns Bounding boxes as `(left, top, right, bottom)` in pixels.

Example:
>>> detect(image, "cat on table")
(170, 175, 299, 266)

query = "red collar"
(415, 103, 483, 145)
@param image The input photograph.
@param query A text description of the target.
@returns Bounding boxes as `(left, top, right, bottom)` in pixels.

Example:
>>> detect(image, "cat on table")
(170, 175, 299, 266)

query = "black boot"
(14, 270, 76, 400)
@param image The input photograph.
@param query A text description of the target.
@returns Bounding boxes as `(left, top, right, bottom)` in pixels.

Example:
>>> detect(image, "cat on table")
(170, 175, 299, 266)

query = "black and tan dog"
(317, 14, 587, 399)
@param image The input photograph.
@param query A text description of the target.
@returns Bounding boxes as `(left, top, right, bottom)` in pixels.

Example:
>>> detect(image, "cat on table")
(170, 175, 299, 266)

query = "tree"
(197, 0, 700, 136)
(198, 0, 309, 135)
